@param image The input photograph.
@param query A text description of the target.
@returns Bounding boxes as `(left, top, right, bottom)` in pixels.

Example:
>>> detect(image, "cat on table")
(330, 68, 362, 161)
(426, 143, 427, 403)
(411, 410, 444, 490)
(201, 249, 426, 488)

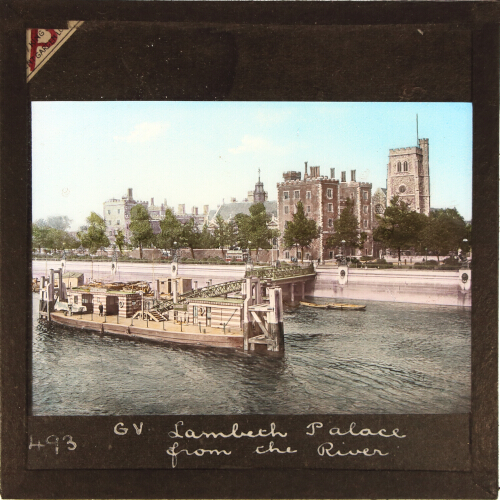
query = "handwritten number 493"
(29, 435, 77, 454)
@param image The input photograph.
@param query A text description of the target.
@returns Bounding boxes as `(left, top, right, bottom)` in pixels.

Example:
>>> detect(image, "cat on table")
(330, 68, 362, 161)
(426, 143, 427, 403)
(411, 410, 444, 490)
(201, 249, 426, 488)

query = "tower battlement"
(389, 146, 421, 155)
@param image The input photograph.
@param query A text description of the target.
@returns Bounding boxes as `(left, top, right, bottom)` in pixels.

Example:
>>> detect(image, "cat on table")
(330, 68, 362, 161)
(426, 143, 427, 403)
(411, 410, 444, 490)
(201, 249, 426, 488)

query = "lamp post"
(461, 238, 469, 269)
(341, 240, 346, 266)
(61, 244, 66, 274)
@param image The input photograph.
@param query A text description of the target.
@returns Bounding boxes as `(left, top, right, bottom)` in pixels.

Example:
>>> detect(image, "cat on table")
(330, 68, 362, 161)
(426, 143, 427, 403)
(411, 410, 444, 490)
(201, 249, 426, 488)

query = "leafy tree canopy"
(129, 204, 154, 259)
(157, 208, 183, 251)
(283, 201, 320, 262)
(325, 197, 367, 253)
(420, 208, 468, 261)
(213, 214, 238, 250)
(373, 196, 427, 261)
(115, 229, 125, 255)
(77, 212, 110, 254)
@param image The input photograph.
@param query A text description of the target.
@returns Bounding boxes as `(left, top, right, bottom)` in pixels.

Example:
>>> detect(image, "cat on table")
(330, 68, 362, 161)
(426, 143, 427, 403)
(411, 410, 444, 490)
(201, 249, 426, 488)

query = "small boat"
(300, 301, 366, 311)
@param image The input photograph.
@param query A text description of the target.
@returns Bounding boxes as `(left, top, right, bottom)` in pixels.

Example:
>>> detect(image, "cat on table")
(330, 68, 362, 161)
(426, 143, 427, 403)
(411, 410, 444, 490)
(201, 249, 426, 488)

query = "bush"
(360, 256, 372, 262)
(365, 263, 393, 269)
(376, 258, 387, 264)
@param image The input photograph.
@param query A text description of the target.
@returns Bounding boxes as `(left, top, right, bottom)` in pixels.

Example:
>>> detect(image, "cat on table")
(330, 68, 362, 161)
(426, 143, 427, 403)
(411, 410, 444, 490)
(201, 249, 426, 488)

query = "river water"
(31, 294, 470, 415)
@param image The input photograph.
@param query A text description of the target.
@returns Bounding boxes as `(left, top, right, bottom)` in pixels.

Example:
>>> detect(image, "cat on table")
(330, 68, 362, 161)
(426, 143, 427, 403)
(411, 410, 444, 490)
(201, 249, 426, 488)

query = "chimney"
(151, 197, 154, 206)
(178, 204, 185, 215)
(351, 170, 356, 182)
(128, 188, 133, 201)
(341, 171, 346, 183)
(203, 205, 209, 215)
(310, 166, 320, 178)
(330, 168, 335, 179)
(304, 161, 308, 176)
(192, 206, 198, 215)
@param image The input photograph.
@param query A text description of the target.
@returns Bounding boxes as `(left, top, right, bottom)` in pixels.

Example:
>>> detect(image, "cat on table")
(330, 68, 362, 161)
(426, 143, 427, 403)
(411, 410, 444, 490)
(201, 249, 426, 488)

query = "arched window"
(397, 161, 402, 172)
(404, 161, 408, 172)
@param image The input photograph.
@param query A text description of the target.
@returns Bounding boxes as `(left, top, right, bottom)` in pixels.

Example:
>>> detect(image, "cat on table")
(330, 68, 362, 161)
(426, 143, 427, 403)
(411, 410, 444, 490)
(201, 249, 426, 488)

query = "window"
(193, 306, 198, 317)
(363, 206, 368, 214)
(294, 190, 300, 199)
(363, 191, 368, 200)
(118, 209, 121, 214)
(363, 219, 368, 228)
(285, 251, 290, 259)
(397, 161, 402, 172)
(328, 203, 333, 212)
(117, 220, 120, 225)
(283, 191, 289, 200)
(375, 204, 384, 214)
(108, 210, 111, 214)
(297, 251, 301, 259)
(329, 251, 333, 259)
(74, 295, 78, 304)
(307, 205, 311, 213)
(284, 206, 289, 214)
(326, 188, 333, 198)
(328, 218, 333, 227)
(306, 253, 310, 260)
(341, 171, 346, 182)
(404, 161, 408, 172)
(399, 185, 406, 193)
(306, 191, 311, 199)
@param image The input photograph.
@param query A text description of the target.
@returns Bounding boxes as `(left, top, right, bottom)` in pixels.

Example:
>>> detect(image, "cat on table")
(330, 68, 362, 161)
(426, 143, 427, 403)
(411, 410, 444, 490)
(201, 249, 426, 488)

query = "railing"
(153, 279, 244, 313)
(245, 263, 315, 281)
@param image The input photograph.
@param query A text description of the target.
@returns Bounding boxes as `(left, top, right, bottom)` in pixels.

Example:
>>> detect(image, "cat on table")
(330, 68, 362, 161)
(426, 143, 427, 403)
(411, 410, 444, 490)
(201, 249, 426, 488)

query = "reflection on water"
(31, 294, 470, 415)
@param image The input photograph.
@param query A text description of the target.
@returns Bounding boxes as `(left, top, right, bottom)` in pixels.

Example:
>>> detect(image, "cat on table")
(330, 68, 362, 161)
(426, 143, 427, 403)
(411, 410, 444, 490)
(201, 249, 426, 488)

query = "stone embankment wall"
(312, 268, 471, 307)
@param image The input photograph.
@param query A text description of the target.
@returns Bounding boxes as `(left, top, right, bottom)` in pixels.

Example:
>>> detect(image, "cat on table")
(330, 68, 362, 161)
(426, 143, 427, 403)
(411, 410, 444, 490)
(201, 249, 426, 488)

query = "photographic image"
(31, 101, 472, 416)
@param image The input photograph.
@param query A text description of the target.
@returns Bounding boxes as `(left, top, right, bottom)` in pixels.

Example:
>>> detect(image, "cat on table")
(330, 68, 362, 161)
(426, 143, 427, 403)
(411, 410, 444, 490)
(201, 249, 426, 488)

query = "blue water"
(31, 294, 470, 415)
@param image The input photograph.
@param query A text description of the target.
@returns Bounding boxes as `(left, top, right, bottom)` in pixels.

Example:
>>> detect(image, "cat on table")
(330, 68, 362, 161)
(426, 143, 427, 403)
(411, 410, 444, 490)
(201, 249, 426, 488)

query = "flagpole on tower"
(416, 113, 419, 146)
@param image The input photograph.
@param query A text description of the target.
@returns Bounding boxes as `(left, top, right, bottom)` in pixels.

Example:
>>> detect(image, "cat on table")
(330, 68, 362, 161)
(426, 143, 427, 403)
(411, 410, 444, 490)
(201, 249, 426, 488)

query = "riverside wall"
(32, 260, 471, 307)
(312, 268, 471, 307)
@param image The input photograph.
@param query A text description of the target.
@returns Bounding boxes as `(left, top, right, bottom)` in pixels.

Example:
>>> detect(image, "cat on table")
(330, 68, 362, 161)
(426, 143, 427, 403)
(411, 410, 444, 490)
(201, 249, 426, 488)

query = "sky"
(32, 101, 472, 231)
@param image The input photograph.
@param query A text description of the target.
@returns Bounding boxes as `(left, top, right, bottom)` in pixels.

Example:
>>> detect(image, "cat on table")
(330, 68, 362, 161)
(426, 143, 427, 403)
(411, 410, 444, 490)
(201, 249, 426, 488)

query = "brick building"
(277, 163, 373, 261)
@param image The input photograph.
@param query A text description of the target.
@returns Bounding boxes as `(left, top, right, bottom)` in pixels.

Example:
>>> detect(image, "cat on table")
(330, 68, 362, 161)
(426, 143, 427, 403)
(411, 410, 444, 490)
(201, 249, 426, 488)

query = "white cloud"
(229, 135, 287, 155)
(113, 122, 169, 143)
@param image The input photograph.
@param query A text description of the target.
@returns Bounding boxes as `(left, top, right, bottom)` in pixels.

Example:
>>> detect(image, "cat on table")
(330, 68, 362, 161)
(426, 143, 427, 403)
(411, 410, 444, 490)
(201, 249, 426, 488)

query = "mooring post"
(268, 287, 284, 352)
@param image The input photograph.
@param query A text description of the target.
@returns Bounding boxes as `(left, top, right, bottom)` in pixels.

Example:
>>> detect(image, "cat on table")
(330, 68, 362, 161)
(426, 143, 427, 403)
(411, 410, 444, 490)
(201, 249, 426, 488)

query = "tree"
(198, 223, 217, 249)
(325, 197, 367, 256)
(420, 208, 468, 262)
(181, 217, 201, 259)
(234, 203, 278, 261)
(115, 229, 125, 255)
(373, 196, 427, 262)
(283, 201, 320, 263)
(157, 208, 183, 254)
(32, 219, 50, 253)
(129, 204, 154, 259)
(77, 212, 110, 254)
(213, 214, 238, 258)
(46, 215, 72, 231)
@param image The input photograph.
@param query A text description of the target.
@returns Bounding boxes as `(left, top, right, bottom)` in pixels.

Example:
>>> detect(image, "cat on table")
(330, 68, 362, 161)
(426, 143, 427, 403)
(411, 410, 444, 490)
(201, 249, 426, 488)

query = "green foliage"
(77, 212, 110, 254)
(420, 208, 468, 262)
(157, 208, 183, 251)
(373, 196, 427, 262)
(115, 230, 125, 255)
(325, 198, 366, 253)
(181, 217, 201, 258)
(213, 214, 238, 251)
(32, 217, 79, 252)
(234, 203, 279, 261)
(129, 204, 154, 259)
(198, 224, 217, 249)
(283, 201, 320, 263)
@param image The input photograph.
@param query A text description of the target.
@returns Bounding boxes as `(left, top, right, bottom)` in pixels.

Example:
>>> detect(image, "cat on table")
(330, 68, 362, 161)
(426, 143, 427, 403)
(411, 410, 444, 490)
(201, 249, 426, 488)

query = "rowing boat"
(300, 301, 366, 311)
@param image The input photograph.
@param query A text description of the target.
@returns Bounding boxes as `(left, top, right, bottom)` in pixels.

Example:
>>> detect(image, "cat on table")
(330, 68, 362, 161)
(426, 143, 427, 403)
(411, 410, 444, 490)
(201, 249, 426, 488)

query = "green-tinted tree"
(181, 217, 201, 259)
(46, 215, 72, 231)
(325, 197, 367, 256)
(235, 203, 278, 261)
(77, 212, 110, 254)
(198, 223, 217, 249)
(129, 204, 155, 259)
(157, 208, 183, 254)
(420, 208, 468, 262)
(283, 201, 320, 263)
(115, 229, 125, 255)
(373, 196, 427, 262)
(213, 214, 238, 258)
(32, 219, 50, 252)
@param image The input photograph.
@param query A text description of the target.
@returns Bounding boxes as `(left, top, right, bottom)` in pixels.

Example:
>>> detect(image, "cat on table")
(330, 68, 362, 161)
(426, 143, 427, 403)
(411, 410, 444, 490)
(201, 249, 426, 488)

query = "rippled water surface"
(32, 294, 470, 415)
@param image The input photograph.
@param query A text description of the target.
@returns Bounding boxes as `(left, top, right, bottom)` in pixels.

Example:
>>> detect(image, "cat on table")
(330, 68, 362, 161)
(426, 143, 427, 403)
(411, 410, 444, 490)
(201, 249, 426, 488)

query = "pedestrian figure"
(99, 303, 103, 317)
(317, 257, 320, 265)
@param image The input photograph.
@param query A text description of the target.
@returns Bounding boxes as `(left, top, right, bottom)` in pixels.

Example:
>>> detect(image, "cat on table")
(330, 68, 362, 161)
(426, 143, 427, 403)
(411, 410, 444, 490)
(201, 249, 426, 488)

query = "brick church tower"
(386, 138, 430, 215)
